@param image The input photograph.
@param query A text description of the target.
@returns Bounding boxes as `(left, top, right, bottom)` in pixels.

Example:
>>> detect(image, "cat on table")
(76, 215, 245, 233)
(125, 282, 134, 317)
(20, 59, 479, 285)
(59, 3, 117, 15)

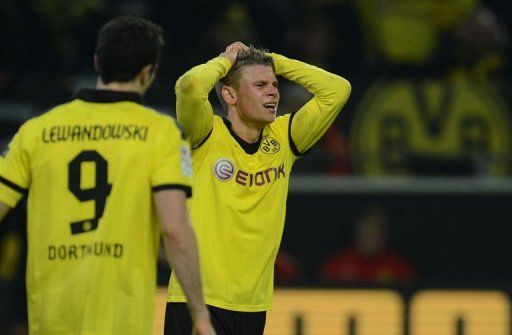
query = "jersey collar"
(76, 89, 144, 104)
(222, 117, 262, 155)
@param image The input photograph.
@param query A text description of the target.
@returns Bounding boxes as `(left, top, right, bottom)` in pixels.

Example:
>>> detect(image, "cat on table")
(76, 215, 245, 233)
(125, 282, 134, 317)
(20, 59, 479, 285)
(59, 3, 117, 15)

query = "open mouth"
(263, 102, 277, 113)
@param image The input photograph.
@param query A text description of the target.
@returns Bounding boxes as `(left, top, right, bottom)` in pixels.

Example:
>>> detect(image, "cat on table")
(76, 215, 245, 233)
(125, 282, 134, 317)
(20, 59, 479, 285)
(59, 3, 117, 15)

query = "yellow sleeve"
(271, 53, 351, 153)
(175, 57, 232, 148)
(151, 116, 193, 197)
(0, 123, 33, 207)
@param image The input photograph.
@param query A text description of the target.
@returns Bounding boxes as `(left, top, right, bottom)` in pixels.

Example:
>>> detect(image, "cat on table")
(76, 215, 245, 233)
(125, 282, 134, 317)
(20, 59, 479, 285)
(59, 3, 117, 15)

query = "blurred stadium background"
(1, 0, 512, 334)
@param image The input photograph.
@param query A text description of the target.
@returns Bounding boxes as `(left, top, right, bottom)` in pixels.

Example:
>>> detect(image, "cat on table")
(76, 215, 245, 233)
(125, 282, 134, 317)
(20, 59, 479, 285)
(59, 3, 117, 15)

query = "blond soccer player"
(164, 42, 351, 334)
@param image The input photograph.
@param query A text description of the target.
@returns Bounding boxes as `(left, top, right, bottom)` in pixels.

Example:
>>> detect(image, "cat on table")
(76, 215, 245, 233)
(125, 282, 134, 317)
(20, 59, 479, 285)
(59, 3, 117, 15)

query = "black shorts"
(164, 302, 266, 335)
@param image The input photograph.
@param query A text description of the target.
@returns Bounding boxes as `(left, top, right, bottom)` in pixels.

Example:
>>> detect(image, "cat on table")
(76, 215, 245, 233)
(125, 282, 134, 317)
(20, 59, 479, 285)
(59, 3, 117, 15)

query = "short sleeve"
(151, 117, 193, 197)
(0, 125, 31, 207)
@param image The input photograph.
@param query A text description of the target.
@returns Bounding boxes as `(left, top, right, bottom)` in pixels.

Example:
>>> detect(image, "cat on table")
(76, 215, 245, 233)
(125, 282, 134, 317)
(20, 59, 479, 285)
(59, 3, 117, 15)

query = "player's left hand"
(192, 319, 216, 335)
(191, 310, 216, 335)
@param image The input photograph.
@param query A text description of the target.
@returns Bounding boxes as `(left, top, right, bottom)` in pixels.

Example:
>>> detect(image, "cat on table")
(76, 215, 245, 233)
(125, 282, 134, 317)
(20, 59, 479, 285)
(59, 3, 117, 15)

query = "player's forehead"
(239, 64, 277, 83)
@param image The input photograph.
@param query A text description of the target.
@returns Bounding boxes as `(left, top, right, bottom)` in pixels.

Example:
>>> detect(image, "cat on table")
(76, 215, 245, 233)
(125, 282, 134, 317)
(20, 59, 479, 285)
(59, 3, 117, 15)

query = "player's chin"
(264, 114, 276, 124)
(264, 110, 277, 122)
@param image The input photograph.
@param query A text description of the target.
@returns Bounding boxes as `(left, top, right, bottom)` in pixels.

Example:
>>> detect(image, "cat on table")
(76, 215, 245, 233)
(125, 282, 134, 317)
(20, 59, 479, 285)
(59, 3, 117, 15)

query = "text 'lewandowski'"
(42, 124, 149, 143)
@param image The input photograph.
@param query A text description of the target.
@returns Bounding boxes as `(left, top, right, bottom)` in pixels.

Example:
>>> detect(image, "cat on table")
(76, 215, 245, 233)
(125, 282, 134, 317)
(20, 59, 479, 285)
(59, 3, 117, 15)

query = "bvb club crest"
(351, 79, 511, 175)
(260, 137, 280, 154)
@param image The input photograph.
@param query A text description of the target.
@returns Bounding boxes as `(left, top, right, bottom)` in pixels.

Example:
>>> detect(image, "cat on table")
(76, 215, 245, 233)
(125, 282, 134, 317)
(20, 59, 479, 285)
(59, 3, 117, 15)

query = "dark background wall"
(282, 191, 512, 285)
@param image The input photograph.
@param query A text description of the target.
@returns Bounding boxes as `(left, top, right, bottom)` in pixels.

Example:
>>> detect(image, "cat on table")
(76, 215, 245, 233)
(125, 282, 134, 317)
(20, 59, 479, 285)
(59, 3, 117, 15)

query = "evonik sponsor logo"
(235, 164, 286, 187)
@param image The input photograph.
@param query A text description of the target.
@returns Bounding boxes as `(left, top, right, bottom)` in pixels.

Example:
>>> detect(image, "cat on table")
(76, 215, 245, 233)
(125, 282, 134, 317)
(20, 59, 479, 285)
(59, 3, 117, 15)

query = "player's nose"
(267, 86, 278, 96)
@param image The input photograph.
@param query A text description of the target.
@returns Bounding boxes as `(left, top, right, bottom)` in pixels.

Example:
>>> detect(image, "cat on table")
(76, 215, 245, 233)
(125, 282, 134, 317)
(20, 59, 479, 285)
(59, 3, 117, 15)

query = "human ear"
(140, 64, 154, 86)
(222, 86, 237, 106)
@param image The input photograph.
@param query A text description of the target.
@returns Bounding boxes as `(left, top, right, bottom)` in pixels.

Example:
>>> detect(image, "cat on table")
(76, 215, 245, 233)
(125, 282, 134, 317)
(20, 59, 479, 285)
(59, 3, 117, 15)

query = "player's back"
(7, 90, 187, 335)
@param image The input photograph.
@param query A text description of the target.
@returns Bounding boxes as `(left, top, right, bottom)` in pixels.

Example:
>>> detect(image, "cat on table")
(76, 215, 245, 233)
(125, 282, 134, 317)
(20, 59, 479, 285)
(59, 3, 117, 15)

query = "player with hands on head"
(0, 16, 214, 335)
(164, 40, 351, 334)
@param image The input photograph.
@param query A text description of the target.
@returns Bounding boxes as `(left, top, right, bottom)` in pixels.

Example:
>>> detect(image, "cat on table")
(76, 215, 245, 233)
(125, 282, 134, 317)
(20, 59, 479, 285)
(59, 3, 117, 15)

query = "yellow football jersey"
(0, 89, 192, 335)
(169, 115, 298, 311)
(169, 54, 350, 312)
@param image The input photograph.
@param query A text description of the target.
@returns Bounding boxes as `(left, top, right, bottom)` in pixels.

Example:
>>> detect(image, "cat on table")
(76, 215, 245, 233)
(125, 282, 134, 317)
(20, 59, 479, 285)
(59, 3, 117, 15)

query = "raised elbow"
(335, 76, 351, 103)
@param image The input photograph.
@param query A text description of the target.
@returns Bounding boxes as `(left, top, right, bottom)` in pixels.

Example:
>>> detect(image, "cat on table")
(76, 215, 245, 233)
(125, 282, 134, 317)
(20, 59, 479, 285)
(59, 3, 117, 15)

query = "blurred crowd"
(1, 0, 512, 176)
(275, 205, 416, 286)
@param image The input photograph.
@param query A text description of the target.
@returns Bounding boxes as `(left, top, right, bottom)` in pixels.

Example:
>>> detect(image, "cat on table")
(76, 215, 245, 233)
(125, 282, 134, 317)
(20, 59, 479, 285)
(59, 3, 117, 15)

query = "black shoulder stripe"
(288, 112, 307, 156)
(0, 176, 27, 194)
(192, 128, 213, 150)
(152, 184, 192, 198)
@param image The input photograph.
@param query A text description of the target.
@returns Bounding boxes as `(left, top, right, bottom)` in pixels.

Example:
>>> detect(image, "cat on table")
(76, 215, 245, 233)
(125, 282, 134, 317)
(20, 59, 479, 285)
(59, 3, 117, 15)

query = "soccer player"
(164, 42, 351, 334)
(0, 16, 214, 335)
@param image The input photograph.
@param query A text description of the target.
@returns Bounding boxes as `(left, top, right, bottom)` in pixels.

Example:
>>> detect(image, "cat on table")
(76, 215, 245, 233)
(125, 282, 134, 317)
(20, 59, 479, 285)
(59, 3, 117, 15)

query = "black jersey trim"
(152, 184, 192, 198)
(76, 89, 144, 104)
(192, 128, 213, 150)
(288, 112, 309, 156)
(0, 176, 27, 194)
(222, 118, 261, 155)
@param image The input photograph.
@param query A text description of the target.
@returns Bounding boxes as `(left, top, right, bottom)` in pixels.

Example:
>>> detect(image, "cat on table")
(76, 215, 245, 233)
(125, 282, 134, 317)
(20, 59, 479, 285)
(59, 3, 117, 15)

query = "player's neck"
(227, 114, 262, 144)
(96, 78, 144, 95)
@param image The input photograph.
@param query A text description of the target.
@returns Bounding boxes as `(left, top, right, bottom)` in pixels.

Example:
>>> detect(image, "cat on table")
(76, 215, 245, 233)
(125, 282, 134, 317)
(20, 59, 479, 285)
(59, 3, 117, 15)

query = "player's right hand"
(219, 41, 248, 65)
